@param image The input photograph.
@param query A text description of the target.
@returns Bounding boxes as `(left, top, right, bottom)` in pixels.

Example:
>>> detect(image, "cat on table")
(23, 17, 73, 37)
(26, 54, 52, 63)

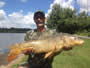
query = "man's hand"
(23, 48, 34, 55)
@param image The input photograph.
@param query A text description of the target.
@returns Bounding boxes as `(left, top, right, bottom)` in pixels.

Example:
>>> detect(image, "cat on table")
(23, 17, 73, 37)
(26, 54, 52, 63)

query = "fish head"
(63, 36, 84, 48)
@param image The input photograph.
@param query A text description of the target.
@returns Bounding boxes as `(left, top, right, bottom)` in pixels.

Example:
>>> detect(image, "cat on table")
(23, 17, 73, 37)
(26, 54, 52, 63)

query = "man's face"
(34, 15, 45, 27)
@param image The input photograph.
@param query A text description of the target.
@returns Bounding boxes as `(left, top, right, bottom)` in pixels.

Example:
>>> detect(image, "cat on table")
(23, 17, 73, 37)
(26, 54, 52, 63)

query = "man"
(18, 10, 56, 68)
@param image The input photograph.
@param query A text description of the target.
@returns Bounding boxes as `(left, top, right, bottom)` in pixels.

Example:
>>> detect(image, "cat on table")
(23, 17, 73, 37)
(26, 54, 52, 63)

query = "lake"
(0, 33, 25, 54)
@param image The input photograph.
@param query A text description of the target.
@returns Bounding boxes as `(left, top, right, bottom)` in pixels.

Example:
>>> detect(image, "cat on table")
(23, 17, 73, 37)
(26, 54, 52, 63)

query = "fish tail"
(8, 48, 22, 62)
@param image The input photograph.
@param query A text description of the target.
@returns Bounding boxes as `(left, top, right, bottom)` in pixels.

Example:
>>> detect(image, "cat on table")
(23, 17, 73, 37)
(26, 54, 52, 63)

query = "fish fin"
(8, 48, 22, 62)
(44, 51, 54, 59)
(8, 43, 20, 49)
(44, 45, 56, 59)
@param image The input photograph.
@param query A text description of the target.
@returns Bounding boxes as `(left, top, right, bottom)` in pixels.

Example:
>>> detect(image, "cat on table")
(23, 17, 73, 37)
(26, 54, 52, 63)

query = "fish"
(8, 33, 84, 62)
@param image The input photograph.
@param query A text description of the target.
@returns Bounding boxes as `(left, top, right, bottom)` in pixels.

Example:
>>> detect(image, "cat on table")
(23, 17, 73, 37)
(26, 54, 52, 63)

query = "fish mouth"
(76, 40, 84, 45)
(80, 40, 84, 44)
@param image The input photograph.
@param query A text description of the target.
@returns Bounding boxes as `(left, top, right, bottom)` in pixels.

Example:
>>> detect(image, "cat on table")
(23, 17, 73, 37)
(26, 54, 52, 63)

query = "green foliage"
(47, 4, 62, 29)
(12, 55, 29, 68)
(0, 28, 30, 33)
(47, 4, 90, 35)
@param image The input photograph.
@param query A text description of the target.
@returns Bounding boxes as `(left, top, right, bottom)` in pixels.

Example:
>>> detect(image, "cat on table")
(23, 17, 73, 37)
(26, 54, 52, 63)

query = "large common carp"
(8, 33, 84, 62)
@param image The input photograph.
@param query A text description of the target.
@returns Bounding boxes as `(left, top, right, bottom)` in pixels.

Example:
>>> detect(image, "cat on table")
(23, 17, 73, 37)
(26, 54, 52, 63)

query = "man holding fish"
(8, 10, 84, 68)
(18, 10, 56, 68)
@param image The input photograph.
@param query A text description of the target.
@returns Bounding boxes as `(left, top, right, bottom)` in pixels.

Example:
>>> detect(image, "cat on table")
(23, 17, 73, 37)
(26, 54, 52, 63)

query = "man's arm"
(24, 30, 33, 42)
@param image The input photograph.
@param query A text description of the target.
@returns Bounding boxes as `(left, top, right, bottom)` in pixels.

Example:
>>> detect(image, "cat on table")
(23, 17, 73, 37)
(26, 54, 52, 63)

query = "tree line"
(47, 4, 90, 36)
(0, 28, 31, 33)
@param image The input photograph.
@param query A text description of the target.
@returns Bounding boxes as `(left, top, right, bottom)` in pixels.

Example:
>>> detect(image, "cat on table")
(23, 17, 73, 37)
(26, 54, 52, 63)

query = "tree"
(47, 4, 62, 29)
(47, 4, 77, 33)
(47, 4, 90, 35)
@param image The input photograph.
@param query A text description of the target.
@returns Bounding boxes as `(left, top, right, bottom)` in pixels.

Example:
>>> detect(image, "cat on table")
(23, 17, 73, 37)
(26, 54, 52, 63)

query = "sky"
(0, 0, 89, 29)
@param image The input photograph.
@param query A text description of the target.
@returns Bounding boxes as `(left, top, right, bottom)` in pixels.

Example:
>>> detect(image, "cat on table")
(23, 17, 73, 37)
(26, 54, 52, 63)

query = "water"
(0, 33, 25, 54)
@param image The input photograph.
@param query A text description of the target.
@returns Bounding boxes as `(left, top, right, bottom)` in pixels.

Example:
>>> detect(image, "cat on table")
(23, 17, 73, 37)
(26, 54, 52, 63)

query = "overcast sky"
(0, 0, 89, 29)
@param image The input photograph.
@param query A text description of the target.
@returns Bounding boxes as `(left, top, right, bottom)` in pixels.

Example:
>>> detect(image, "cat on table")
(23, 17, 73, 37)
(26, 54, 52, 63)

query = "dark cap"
(34, 10, 45, 20)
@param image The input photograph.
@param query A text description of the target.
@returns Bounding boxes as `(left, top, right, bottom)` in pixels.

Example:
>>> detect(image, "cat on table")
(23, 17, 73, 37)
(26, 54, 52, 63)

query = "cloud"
(0, 10, 36, 29)
(77, 0, 90, 12)
(47, 0, 90, 15)
(47, 0, 75, 14)
(20, 0, 28, 3)
(0, 1, 5, 8)
(0, 10, 7, 20)
(0, 10, 12, 28)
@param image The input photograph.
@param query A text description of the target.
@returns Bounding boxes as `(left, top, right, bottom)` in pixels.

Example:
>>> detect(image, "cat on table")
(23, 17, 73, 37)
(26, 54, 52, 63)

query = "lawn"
(12, 39, 90, 68)
(53, 39, 90, 68)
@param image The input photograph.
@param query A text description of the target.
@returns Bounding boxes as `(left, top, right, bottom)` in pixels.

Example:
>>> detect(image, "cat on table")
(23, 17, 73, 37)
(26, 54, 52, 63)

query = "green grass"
(12, 55, 29, 68)
(12, 39, 90, 68)
(53, 39, 90, 68)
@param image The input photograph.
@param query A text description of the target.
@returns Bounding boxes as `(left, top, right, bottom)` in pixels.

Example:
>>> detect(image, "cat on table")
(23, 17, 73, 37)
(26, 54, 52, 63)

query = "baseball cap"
(34, 10, 45, 20)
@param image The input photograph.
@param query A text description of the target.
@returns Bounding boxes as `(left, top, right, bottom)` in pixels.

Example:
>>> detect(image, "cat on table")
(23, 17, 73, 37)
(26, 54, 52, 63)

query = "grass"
(53, 39, 90, 68)
(12, 55, 29, 68)
(12, 39, 90, 68)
